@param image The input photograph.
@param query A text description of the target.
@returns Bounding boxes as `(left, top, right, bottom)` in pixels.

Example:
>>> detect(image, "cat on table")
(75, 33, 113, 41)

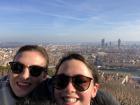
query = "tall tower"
(118, 38, 121, 48)
(101, 38, 105, 48)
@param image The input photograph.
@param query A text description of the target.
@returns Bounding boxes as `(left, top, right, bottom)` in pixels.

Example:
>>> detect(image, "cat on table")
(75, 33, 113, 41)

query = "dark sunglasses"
(9, 62, 47, 77)
(52, 74, 93, 92)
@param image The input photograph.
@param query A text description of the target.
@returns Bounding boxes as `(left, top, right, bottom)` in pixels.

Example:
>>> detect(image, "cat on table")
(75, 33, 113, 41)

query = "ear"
(91, 83, 99, 98)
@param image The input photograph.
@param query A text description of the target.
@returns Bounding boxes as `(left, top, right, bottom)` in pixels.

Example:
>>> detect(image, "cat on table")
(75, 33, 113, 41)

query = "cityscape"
(0, 39, 140, 76)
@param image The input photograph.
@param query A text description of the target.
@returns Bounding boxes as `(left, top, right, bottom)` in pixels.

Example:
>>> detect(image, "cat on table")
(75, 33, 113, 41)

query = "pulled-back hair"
(55, 52, 99, 84)
(13, 45, 49, 68)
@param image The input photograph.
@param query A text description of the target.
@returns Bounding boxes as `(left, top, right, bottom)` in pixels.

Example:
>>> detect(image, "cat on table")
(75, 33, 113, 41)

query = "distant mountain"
(0, 42, 35, 48)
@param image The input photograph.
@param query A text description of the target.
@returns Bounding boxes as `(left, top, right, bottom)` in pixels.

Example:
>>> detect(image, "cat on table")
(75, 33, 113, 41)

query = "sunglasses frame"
(9, 61, 47, 77)
(53, 74, 93, 92)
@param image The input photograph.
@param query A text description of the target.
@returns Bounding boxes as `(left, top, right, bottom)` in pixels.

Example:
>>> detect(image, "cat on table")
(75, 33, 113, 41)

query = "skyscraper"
(118, 38, 121, 48)
(101, 38, 105, 48)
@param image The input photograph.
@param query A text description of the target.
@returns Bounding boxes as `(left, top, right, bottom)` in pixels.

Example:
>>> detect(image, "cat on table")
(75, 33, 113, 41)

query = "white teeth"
(64, 98, 77, 103)
(18, 82, 30, 86)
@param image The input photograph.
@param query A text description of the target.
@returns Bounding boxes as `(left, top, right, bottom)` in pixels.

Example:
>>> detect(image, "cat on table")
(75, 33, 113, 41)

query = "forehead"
(14, 51, 46, 65)
(57, 59, 92, 77)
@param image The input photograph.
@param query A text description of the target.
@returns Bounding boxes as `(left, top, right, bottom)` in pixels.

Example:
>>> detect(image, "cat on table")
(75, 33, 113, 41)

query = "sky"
(0, 0, 140, 43)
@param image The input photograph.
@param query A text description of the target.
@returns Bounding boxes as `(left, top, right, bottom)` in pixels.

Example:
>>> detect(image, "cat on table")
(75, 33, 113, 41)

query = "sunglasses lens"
(53, 74, 92, 92)
(73, 75, 92, 91)
(30, 66, 46, 77)
(53, 74, 69, 90)
(9, 62, 23, 74)
(9, 62, 46, 77)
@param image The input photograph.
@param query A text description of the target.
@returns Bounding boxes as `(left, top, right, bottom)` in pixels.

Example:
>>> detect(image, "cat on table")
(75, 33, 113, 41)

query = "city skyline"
(0, 0, 140, 43)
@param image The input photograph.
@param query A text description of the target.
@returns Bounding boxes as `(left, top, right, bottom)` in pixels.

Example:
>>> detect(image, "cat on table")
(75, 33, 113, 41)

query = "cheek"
(9, 74, 19, 91)
(9, 73, 19, 82)
(78, 91, 93, 105)
(80, 85, 95, 102)
(80, 92, 92, 100)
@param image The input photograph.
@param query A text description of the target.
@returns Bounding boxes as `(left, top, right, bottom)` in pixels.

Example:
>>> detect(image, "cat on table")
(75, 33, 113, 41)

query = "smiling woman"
(52, 53, 120, 105)
(0, 45, 49, 105)
(53, 53, 99, 105)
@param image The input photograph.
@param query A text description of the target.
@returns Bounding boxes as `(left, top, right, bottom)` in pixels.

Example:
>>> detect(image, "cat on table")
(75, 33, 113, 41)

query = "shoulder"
(29, 78, 53, 100)
(0, 75, 9, 89)
(0, 75, 9, 81)
(0, 76, 16, 105)
(91, 90, 120, 105)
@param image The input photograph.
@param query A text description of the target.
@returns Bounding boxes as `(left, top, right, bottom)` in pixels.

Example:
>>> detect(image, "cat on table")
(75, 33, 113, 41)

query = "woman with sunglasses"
(52, 53, 99, 105)
(0, 45, 49, 105)
(23, 53, 120, 105)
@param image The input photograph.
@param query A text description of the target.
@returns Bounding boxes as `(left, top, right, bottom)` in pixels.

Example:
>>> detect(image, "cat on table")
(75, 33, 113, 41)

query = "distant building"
(118, 39, 121, 48)
(101, 38, 105, 48)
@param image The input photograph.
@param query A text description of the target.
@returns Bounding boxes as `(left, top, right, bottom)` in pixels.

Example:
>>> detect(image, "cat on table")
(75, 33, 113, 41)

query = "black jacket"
(92, 90, 120, 105)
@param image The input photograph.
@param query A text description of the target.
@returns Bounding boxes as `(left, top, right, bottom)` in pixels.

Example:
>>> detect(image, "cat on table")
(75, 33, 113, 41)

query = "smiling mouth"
(63, 97, 78, 103)
(17, 82, 31, 89)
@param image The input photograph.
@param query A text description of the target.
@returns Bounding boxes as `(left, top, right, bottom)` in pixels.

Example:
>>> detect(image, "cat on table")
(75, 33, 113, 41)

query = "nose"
(20, 67, 30, 80)
(65, 81, 76, 93)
